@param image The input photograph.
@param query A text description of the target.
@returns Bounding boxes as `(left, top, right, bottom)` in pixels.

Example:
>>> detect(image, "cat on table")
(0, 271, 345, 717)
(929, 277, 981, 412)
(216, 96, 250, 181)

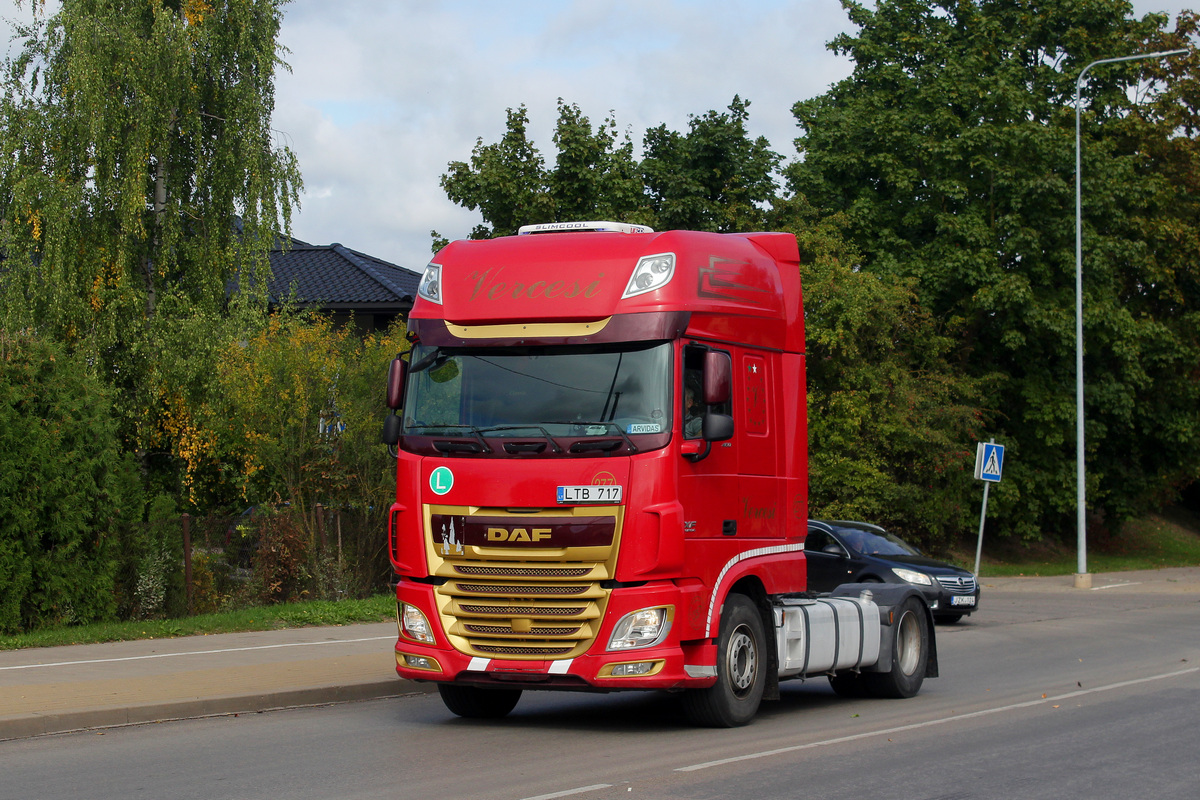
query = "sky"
(2, 1, 1197, 271)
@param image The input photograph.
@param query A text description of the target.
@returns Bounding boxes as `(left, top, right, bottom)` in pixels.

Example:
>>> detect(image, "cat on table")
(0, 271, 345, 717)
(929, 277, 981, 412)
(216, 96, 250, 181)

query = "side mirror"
(822, 544, 845, 556)
(702, 350, 731, 404)
(381, 414, 402, 445)
(386, 355, 407, 410)
(702, 412, 734, 442)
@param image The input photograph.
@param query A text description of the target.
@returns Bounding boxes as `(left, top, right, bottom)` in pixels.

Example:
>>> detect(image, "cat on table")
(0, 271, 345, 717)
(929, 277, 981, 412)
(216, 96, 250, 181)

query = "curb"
(0, 679, 435, 741)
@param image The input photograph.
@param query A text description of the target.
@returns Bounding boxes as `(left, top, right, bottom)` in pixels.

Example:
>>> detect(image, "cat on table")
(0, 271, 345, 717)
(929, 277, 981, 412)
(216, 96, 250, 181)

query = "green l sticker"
(430, 466, 454, 496)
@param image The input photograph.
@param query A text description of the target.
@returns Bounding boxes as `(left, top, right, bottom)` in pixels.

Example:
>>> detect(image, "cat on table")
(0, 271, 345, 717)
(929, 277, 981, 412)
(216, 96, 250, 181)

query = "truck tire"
(681, 594, 765, 727)
(437, 684, 522, 719)
(864, 595, 929, 699)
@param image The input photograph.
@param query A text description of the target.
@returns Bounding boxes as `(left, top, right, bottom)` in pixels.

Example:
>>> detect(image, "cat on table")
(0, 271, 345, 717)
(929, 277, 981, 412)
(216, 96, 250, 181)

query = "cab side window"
(682, 344, 731, 439)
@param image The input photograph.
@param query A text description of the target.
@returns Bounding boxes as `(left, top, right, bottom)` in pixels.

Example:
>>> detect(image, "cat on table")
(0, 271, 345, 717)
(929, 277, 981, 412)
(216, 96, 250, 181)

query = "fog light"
(611, 662, 655, 677)
(405, 655, 433, 669)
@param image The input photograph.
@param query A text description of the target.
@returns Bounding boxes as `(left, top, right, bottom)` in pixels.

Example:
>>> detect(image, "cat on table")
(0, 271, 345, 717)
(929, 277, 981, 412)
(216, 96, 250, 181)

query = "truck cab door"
(679, 344, 739, 540)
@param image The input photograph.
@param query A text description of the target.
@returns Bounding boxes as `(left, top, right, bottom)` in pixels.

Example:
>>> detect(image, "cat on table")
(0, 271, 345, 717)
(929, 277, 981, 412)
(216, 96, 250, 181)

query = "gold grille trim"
(464, 624, 582, 636)
(473, 644, 575, 657)
(426, 504, 622, 660)
(455, 583, 589, 596)
(454, 565, 591, 578)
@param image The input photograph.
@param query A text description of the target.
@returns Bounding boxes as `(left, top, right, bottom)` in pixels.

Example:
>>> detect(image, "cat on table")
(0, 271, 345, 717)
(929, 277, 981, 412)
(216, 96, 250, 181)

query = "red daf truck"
(381, 221, 936, 727)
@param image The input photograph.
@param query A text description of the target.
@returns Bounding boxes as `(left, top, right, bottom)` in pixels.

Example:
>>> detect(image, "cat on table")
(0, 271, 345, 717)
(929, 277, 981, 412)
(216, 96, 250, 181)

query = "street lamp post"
(1073, 48, 1188, 590)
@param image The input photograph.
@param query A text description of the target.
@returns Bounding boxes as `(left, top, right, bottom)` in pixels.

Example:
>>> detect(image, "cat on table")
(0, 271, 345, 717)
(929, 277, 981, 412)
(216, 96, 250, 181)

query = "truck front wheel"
(681, 594, 765, 727)
(437, 684, 522, 719)
(865, 596, 929, 698)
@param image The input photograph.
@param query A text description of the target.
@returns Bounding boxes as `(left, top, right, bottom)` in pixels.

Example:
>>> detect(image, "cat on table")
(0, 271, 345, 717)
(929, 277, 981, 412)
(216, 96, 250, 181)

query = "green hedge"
(0, 332, 133, 633)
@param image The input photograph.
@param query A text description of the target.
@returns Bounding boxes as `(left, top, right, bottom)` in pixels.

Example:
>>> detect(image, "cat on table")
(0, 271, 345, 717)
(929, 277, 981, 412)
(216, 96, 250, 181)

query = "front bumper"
(393, 580, 717, 691)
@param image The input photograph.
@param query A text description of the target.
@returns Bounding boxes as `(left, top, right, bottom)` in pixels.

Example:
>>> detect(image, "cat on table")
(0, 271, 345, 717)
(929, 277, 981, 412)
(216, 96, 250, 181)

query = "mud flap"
(830, 583, 939, 678)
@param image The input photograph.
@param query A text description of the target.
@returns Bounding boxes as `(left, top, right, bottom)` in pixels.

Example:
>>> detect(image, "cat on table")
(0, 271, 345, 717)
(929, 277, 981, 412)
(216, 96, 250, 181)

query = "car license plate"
(951, 595, 976, 607)
(557, 485, 622, 504)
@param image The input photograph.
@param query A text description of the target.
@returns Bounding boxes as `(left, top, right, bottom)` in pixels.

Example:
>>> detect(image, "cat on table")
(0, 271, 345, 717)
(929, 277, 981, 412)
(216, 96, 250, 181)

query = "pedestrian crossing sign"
(974, 442, 1005, 483)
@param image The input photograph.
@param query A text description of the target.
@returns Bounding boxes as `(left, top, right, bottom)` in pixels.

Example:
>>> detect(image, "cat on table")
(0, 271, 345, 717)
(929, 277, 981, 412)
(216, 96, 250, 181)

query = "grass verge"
(5, 511, 1198, 649)
(0, 593, 395, 652)
(973, 510, 1200, 577)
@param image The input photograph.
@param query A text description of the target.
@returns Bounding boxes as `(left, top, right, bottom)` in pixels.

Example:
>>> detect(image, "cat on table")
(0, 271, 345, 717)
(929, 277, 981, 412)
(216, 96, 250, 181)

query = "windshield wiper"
(477, 425, 564, 454)
(406, 423, 493, 454)
(544, 421, 638, 454)
(408, 348, 445, 374)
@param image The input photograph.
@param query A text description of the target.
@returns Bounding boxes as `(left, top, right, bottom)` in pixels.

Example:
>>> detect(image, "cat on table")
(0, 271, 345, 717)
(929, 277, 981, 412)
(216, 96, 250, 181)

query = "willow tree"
(0, 0, 302, 453)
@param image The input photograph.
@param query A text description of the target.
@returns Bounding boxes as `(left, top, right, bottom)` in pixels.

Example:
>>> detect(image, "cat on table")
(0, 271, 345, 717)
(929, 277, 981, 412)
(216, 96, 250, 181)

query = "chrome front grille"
(455, 583, 590, 596)
(428, 508, 620, 661)
(457, 603, 586, 616)
(472, 644, 575, 657)
(464, 623, 583, 636)
(454, 565, 591, 578)
(936, 575, 977, 594)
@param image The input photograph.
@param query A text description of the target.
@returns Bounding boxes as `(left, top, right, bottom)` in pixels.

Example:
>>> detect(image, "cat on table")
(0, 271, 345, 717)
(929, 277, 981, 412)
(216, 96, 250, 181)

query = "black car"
(806, 519, 980, 623)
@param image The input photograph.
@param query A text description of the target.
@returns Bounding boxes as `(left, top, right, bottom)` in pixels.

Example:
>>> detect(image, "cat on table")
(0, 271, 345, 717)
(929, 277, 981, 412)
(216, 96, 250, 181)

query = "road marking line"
(0, 636, 396, 671)
(676, 666, 1200, 772)
(521, 785, 614, 800)
(1092, 582, 1142, 590)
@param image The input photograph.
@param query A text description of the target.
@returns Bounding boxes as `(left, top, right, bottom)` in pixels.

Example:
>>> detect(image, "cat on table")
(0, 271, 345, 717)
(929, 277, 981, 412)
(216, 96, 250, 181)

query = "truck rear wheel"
(865, 596, 929, 699)
(437, 684, 522, 719)
(681, 594, 765, 727)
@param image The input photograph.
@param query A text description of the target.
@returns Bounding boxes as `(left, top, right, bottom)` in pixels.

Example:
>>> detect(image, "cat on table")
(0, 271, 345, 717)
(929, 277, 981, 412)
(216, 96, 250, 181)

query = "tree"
(642, 96, 781, 232)
(0, 0, 303, 454)
(437, 96, 781, 241)
(439, 100, 646, 241)
(774, 196, 985, 546)
(788, 0, 1200, 539)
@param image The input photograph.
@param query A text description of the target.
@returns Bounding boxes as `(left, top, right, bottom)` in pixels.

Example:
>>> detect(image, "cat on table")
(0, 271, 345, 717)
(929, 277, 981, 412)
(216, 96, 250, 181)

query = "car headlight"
(607, 607, 672, 650)
(399, 603, 436, 644)
(892, 567, 933, 586)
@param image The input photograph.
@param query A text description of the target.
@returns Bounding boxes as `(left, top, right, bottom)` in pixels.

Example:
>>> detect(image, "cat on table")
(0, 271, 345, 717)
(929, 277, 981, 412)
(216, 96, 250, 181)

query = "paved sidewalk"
(977, 565, 1200, 593)
(0, 621, 427, 741)
(2, 566, 1198, 741)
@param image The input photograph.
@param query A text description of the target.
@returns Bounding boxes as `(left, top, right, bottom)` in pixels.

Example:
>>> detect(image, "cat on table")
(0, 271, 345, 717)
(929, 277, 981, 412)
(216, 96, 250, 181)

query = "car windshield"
(401, 340, 672, 438)
(835, 527, 921, 557)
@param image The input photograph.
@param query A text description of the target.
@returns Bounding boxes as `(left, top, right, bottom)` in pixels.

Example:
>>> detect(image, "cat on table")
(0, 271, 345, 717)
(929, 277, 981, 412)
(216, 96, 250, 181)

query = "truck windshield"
(402, 341, 672, 440)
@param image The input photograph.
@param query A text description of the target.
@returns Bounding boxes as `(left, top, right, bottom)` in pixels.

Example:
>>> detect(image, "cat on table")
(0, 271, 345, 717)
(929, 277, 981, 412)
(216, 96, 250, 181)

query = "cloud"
(273, 0, 865, 267)
(4, 0, 1195, 270)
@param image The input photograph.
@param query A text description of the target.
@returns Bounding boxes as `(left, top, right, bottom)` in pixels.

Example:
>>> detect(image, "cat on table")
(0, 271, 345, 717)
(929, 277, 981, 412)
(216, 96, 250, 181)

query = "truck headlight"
(399, 603, 436, 644)
(607, 607, 671, 650)
(892, 567, 933, 586)
(622, 253, 675, 298)
(417, 263, 442, 304)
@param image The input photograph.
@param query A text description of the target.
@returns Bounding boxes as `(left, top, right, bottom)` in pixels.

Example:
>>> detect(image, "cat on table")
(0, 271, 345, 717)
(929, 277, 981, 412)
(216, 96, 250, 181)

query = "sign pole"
(974, 441, 993, 578)
(974, 480, 989, 578)
(973, 437, 1003, 577)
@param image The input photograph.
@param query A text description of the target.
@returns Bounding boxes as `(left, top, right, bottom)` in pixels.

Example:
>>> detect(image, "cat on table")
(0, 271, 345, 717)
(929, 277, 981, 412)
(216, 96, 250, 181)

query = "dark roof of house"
(267, 238, 421, 313)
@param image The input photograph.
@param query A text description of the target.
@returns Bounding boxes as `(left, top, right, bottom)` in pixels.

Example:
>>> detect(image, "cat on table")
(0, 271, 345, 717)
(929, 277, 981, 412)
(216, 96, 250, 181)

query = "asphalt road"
(1, 583, 1197, 800)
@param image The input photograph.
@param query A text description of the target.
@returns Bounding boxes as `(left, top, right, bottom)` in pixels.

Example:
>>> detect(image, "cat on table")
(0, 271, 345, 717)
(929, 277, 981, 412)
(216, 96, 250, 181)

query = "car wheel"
(681, 594, 766, 727)
(437, 684, 522, 719)
(864, 595, 929, 699)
